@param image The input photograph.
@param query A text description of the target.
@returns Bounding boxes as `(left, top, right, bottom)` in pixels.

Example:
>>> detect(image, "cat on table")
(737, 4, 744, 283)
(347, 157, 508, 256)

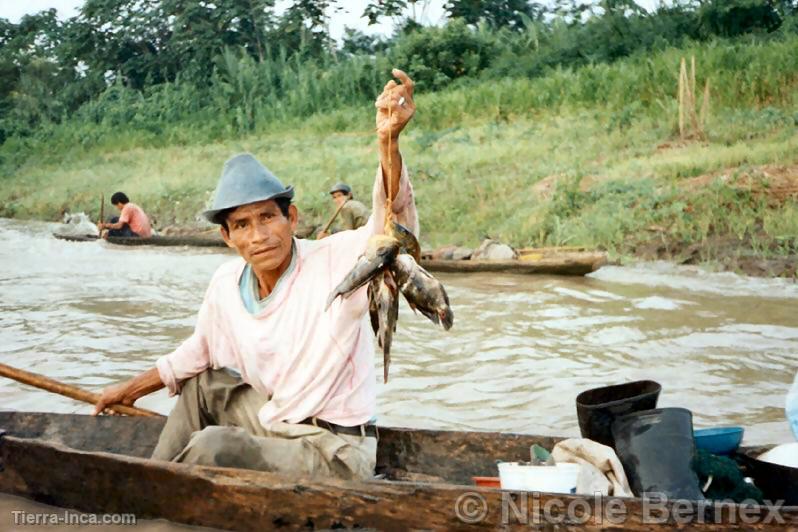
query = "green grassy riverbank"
(2, 37, 797, 276)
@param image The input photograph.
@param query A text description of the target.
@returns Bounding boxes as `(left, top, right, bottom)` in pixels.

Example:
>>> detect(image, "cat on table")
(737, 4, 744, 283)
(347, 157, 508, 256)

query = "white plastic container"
(758, 443, 798, 468)
(498, 462, 581, 493)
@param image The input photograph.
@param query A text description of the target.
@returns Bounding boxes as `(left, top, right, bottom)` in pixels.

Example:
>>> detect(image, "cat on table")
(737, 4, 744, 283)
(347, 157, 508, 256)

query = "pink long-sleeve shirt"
(156, 162, 418, 428)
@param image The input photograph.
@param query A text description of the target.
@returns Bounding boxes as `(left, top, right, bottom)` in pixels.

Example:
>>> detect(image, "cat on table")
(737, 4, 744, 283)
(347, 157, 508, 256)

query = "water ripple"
(1, 218, 796, 446)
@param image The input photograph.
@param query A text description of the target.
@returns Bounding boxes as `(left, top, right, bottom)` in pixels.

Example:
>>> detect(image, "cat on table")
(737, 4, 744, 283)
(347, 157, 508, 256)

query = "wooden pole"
(687, 55, 702, 139)
(678, 57, 686, 140)
(319, 199, 348, 235)
(0, 362, 162, 417)
(700, 78, 710, 133)
(98, 193, 105, 234)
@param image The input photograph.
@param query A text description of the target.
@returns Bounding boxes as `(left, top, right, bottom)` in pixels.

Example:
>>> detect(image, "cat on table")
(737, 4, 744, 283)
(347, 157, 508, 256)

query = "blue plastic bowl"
(694, 427, 744, 455)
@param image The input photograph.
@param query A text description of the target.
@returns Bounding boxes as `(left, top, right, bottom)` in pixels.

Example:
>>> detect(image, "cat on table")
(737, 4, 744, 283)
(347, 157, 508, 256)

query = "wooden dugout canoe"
(0, 412, 794, 530)
(52, 233, 100, 243)
(422, 251, 607, 276)
(52, 233, 607, 275)
(52, 233, 228, 248)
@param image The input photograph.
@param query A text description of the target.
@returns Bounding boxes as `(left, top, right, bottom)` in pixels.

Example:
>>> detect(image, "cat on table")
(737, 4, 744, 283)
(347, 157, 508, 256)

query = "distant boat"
(53, 232, 227, 248)
(52, 233, 607, 275)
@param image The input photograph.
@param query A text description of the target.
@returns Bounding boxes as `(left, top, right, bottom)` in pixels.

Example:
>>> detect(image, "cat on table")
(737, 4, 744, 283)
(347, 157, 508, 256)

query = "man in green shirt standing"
(316, 182, 370, 239)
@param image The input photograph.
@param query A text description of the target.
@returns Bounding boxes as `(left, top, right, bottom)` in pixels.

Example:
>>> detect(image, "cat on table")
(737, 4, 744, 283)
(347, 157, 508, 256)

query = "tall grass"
(1, 36, 797, 267)
(3, 35, 797, 172)
(3, 102, 795, 252)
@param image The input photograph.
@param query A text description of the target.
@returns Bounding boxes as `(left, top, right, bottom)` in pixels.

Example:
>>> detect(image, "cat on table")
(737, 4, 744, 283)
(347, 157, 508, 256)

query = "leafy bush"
(390, 19, 498, 91)
(1, 0, 797, 166)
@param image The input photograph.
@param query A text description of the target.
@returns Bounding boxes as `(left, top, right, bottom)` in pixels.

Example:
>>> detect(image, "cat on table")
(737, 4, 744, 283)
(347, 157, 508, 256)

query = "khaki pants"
(151, 369, 377, 481)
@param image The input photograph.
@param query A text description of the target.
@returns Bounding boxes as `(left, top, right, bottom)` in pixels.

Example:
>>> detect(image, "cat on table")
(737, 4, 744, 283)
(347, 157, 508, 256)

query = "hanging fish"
(387, 220, 421, 262)
(375, 270, 399, 383)
(327, 198, 452, 381)
(325, 234, 400, 310)
(390, 253, 453, 331)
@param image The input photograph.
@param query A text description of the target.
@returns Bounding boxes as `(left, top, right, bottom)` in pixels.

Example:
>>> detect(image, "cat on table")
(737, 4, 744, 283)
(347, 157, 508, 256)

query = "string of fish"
(325, 96, 454, 383)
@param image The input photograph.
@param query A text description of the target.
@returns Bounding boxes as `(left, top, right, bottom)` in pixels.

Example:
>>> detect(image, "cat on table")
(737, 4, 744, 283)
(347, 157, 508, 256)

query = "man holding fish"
(93, 69, 451, 480)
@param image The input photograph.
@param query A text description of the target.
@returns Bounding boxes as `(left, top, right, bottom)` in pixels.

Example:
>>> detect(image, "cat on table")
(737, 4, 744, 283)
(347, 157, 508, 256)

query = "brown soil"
(534, 163, 798, 204)
(533, 163, 798, 278)
(639, 163, 798, 277)
(679, 163, 798, 205)
(633, 234, 797, 278)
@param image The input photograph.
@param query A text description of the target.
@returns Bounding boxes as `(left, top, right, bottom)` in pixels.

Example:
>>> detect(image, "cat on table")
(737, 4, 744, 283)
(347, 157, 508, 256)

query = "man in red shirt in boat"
(97, 192, 153, 238)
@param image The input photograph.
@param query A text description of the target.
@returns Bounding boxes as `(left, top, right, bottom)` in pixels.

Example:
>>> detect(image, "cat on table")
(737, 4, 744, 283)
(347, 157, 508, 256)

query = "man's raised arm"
(365, 69, 418, 237)
(376, 69, 415, 202)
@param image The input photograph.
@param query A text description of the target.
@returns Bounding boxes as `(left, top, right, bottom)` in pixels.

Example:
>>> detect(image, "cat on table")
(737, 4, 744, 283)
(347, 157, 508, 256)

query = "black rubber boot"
(576, 380, 661, 448)
(612, 407, 705, 500)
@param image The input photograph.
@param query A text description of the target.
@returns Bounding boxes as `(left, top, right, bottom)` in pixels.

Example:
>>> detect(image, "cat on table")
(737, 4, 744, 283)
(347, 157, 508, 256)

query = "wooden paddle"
(319, 199, 349, 236)
(0, 362, 162, 417)
(98, 193, 105, 234)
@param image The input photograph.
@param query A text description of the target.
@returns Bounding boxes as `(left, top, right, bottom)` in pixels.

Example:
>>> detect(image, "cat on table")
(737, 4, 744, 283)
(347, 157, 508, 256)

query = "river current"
(1, 218, 796, 445)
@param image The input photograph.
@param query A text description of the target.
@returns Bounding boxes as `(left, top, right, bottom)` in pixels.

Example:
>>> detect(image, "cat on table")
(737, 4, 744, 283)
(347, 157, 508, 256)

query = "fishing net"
(693, 449, 764, 503)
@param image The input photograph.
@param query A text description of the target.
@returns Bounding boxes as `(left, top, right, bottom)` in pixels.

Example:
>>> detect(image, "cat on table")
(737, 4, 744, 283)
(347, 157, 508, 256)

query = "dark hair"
(110, 192, 129, 205)
(331, 189, 354, 200)
(219, 197, 292, 231)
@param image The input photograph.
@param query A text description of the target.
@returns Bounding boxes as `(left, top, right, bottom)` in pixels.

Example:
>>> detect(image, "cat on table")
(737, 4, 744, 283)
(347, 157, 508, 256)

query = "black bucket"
(576, 380, 661, 448)
(612, 407, 705, 500)
(737, 449, 798, 505)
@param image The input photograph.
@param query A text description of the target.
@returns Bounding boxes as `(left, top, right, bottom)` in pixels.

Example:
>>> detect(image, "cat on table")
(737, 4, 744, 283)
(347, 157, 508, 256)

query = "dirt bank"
(632, 233, 797, 278)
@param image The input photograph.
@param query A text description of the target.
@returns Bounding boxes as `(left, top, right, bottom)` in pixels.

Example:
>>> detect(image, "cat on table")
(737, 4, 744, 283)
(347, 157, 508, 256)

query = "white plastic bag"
(55, 212, 99, 237)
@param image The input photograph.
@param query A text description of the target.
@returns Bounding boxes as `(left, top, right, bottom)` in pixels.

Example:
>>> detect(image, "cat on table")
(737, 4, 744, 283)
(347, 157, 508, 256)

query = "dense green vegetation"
(1, 1, 797, 273)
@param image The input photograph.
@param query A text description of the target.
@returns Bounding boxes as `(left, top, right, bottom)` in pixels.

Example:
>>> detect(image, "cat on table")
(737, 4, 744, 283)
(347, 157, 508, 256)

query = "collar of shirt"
(239, 240, 298, 315)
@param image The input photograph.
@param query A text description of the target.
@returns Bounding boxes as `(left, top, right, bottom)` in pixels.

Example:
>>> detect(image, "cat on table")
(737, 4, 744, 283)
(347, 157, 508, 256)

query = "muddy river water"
(1, 218, 796, 446)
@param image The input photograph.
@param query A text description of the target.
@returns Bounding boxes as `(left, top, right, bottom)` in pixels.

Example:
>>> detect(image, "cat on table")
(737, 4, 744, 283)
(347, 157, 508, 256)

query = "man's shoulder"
(208, 257, 246, 289)
(347, 200, 370, 214)
(124, 202, 147, 216)
(295, 235, 325, 260)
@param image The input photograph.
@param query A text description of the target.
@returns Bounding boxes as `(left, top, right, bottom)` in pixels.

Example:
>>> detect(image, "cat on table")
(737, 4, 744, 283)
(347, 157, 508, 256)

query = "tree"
(0, 10, 82, 138)
(341, 27, 384, 55)
(391, 18, 497, 90)
(445, 0, 545, 30)
(363, 0, 413, 25)
(68, 0, 173, 88)
(698, 0, 782, 37)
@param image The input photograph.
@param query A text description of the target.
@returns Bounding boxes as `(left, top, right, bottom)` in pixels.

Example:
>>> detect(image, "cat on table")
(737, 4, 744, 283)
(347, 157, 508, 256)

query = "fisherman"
(316, 182, 370, 239)
(97, 192, 152, 238)
(93, 70, 419, 480)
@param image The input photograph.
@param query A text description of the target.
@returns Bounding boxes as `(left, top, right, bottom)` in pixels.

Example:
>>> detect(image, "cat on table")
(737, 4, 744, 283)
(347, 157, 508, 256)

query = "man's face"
(331, 191, 348, 208)
(221, 199, 298, 273)
(114, 202, 124, 212)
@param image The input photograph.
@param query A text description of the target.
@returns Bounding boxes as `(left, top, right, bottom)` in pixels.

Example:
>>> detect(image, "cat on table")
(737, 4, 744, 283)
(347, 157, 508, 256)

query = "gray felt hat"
(203, 153, 294, 224)
(329, 182, 352, 195)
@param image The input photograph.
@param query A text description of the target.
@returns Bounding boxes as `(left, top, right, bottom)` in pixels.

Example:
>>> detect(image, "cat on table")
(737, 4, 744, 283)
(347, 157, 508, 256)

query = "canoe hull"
(1, 412, 794, 530)
(53, 233, 606, 275)
(107, 235, 228, 247)
(52, 233, 98, 242)
(423, 253, 606, 276)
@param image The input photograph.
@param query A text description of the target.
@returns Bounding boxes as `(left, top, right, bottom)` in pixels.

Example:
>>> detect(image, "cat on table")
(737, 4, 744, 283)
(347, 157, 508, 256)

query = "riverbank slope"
(1, 38, 796, 277)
